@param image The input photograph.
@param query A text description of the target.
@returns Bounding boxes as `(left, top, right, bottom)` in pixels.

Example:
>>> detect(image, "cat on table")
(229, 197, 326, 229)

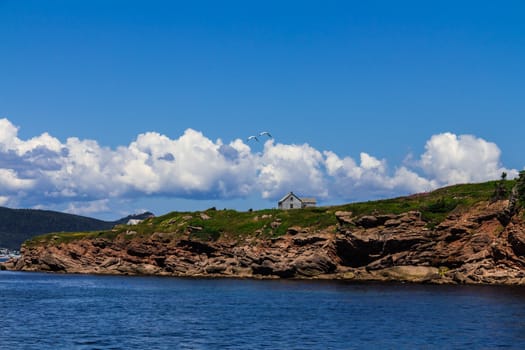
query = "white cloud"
(0, 118, 62, 155)
(116, 129, 258, 197)
(64, 199, 111, 217)
(418, 132, 517, 185)
(0, 168, 35, 191)
(258, 140, 327, 199)
(0, 118, 518, 216)
(321, 132, 518, 201)
(0, 119, 19, 151)
(323, 151, 434, 200)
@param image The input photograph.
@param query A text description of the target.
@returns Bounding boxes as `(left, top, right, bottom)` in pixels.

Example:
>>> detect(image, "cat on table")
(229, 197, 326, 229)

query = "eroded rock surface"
(4, 200, 525, 285)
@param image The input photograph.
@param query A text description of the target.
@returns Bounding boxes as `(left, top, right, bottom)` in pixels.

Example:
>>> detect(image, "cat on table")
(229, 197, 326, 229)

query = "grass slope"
(26, 180, 514, 247)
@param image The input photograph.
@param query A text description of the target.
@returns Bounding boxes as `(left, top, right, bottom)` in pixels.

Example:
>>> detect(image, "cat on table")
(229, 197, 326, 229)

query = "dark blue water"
(1, 272, 525, 349)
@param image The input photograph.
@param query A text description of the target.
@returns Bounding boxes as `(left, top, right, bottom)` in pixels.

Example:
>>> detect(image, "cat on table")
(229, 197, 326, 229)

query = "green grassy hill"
(26, 180, 516, 247)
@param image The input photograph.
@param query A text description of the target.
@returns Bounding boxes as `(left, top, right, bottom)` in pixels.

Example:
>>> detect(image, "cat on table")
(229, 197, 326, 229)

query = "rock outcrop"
(4, 200, 525, 285)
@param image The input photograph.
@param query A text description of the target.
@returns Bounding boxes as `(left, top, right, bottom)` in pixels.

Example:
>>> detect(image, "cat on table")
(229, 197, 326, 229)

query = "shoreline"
(2, 266, 525, 287)
(4, 198, 525, 286)
(3, 255, 524, 286)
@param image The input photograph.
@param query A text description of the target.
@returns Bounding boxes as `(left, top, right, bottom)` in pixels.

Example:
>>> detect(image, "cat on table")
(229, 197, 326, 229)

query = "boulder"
(375, 266, 440, 282)
(354, 214, 401, 228)
(205, 264, 228, 274)
(100, 257, 120, 268)
(132, 263, 160, 275)
(292, 253, 336, 277)
(270, 221, 281, 229)
(200, 213, 211, 220)
(335, 211, 353, 225)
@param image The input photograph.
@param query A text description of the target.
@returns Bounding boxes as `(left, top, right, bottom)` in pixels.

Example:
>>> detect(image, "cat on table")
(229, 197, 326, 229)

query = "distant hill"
(0, 207, 154, 249)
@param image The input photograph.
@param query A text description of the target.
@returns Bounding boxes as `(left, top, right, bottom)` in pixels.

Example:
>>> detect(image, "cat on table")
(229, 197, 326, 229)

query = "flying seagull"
(247, 135, 259, 142)
(259, 131, 272, 138)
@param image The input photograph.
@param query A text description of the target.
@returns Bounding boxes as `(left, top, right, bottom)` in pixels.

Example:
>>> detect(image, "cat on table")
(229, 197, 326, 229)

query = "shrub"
(516, 170, 525, 205)
(491, 172, 508, 202)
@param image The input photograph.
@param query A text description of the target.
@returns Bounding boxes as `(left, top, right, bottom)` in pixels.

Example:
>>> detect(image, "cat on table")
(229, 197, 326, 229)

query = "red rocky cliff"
(4, 200, 525, 284)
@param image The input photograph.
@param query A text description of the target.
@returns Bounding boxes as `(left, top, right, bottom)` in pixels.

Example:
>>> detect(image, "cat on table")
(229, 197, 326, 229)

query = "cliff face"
(5, 199, 525, 284)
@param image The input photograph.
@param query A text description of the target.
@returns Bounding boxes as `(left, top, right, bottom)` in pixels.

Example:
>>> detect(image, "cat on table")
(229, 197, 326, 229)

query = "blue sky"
(1, 1, 524, 220)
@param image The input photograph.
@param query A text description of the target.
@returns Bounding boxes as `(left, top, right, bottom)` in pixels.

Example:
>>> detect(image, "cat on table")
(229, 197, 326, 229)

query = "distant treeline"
(0, 207, 153, 249)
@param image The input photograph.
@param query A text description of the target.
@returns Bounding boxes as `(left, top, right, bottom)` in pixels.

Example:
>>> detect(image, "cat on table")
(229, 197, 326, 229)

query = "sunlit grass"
(26, 180, 514, 246)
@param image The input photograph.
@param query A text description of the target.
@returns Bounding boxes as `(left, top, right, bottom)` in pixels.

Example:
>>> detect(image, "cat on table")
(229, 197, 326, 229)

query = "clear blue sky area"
(0, 1, 524, 219)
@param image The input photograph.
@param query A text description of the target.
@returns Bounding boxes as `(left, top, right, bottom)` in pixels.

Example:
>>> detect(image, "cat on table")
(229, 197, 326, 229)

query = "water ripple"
(1, 272, 525, 349)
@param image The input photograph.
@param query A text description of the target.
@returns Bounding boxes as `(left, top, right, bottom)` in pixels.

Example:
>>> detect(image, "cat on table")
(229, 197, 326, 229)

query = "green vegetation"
(491, 172, 509, 202)
(116, 207, 337, 240)
(516, 170, 525, 206)
(438, 266, 449, 277)
(329, 180, 514, 227)
(24, 180, 518, 247)
(24, 206, 339, 246)
(27, 230, 122, 247)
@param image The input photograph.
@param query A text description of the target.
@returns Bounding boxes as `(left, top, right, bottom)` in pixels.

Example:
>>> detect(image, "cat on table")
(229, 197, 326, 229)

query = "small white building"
(127, 219, 143, 225)
(278, 192, 317, 210)
(300, 197, 317, 208)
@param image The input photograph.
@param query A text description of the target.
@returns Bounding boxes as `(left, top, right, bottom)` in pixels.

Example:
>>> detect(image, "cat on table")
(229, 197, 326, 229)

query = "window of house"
(290, 203, 293, 209)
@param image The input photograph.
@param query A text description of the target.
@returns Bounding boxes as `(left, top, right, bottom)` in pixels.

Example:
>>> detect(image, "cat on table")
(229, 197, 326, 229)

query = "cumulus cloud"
(64, 199, 111, 217)
(0, 168, 35, 191)
(324, 151, 435, 200)
(258, 140, 327, 199)
(0, 118, 517, 216)
(0, 118, 260, 210)
(418, 132, 518, 185)
(123, 129, 258, 198)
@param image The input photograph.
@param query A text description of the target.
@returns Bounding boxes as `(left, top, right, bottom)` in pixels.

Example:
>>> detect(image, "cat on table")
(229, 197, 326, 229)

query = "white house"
(300, 197, 317, 208)
(278, 192, 317, 210)
(127, 219, 143, 225)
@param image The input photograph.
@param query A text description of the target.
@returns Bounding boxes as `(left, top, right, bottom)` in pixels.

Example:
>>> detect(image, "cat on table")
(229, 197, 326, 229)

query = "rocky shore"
(3, 199, 525, 285)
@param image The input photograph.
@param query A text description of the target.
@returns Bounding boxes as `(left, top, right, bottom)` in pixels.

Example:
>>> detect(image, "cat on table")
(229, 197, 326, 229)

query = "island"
(3, 177, 525, 285)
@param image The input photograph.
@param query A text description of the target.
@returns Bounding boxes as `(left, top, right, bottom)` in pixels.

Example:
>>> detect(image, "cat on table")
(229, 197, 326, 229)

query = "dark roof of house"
(278, 192, 300, 204)
(278, 192, 316, 204)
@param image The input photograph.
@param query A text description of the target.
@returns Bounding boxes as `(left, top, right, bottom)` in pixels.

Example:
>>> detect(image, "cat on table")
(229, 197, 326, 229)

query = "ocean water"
(1, 272, 525, 349)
